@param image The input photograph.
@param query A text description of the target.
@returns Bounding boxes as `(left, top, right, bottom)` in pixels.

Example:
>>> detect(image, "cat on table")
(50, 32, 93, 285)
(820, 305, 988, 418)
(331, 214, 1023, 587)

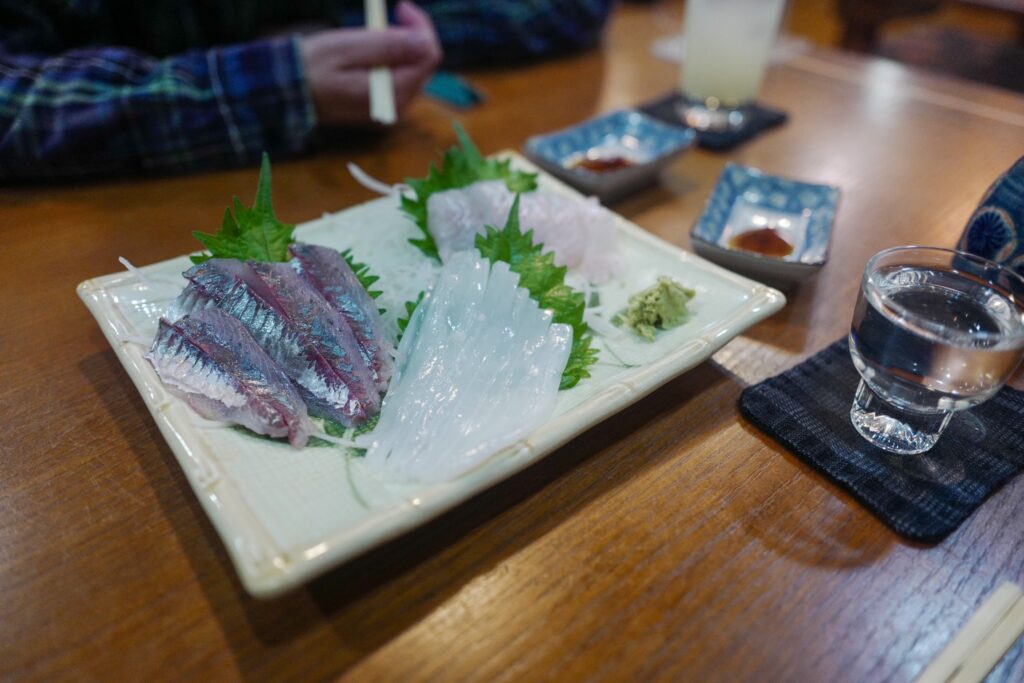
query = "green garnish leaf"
(401, 123, 537, 260)
(397, 291, 426, 341)
(322, 419, 347, 438)
(475, 195, 597, 389)
(340, 248, 383, 301)
(561, 335, 600, 390)
(321, 416, 376, 454)
(191, 153, 294, 264)
(352, 413, 380, 438)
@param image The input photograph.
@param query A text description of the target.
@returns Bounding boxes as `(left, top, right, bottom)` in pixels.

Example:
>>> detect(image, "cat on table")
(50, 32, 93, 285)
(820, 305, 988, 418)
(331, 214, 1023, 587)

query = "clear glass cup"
(678, 0, 787, 132)
(849, 246, 1024, 454)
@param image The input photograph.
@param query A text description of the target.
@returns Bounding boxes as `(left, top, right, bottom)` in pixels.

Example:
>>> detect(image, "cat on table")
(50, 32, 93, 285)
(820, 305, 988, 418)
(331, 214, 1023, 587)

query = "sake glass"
(849, 247, 1024, 454)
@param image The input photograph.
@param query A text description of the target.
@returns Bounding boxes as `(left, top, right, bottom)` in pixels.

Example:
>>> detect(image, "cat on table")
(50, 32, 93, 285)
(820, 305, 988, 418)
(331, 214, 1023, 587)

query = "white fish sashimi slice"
(425, 180, 623, 284)
(523, 192, 623, 285)
(363, 252, 573, 484)
(426, 181, 507, 259)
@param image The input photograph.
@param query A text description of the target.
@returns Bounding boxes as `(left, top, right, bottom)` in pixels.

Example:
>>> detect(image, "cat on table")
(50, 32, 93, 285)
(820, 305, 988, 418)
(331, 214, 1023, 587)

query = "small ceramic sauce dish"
(690, 163, 840, 287)
(524, 109, 696, 202)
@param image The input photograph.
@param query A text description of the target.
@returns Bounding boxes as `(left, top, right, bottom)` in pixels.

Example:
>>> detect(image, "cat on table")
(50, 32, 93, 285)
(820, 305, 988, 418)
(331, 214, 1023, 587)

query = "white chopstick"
(365, 0, 396, 124)
(916, 582, 1024, 683)
(953, 596, 1024, 683)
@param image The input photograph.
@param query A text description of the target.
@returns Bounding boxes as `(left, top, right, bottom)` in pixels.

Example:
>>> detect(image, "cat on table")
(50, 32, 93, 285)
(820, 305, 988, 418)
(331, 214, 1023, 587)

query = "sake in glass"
(679, 0, 787, 131)
(849, 246, 1024, 454)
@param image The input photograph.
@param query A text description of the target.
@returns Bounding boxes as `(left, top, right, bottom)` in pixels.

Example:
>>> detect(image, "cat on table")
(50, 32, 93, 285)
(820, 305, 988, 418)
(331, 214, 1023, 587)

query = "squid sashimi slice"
(381, 256, 494, 475)
(363, 251, 572, 484)
(147, 309, 314, 447)
(425, 179, 623, 284)
(288, 243, 396, 393)
(400, 263, 533, 477)
(169, 259, 376, 428)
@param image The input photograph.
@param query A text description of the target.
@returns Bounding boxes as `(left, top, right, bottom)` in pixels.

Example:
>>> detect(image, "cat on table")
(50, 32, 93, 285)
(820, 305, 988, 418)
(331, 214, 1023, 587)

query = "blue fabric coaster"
(739, 339, 1024, 542)
(638, 91, 787, 151)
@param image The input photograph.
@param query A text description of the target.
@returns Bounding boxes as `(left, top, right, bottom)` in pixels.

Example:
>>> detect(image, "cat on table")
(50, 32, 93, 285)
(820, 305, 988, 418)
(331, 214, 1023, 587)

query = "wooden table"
(4, 3, 1024, 681)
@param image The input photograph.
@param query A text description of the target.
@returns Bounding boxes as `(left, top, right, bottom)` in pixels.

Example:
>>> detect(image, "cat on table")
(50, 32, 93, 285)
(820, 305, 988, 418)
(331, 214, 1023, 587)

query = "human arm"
(0, 37, 317, 180)
(0, 1, 440, 181)
(300, 1, 441, 127)
(420, 0, 615, 68)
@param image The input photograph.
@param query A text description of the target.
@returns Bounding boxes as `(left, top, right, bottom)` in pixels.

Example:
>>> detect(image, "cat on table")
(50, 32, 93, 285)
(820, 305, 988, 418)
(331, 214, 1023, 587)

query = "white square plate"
(78, 155, 785, 598)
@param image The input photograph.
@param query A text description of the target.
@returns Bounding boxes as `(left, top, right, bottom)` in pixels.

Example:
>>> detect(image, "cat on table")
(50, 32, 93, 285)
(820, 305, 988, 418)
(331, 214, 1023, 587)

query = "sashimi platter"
(79, 128, 785, 597)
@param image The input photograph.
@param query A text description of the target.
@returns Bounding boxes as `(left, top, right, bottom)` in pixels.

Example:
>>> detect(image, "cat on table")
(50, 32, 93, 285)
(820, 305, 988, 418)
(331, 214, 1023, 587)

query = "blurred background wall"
(785, 0, 1024, 92)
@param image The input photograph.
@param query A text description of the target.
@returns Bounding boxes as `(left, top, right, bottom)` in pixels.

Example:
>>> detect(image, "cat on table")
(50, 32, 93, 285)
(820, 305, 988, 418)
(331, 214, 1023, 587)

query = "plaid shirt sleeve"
(0, 36, 317, 180)
(423, 0, 615, 68)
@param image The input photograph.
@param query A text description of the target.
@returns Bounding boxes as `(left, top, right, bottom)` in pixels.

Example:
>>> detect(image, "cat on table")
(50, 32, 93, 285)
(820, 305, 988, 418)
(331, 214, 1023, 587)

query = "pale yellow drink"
(682, 0, 787, 107)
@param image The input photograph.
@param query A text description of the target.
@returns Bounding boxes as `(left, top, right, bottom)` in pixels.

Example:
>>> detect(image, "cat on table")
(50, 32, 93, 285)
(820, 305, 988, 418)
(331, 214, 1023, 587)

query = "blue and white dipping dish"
(691, 163, 840, 287)
(524, 109, 696, 201)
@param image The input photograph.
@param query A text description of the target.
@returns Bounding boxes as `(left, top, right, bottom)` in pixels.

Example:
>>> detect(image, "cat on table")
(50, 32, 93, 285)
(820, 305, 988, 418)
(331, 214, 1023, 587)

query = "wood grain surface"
(3, 2, 1024, 681)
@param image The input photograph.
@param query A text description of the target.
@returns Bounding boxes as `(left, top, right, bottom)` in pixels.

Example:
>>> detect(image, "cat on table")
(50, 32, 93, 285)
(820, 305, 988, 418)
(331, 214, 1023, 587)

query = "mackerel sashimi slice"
(289, 243, 395, 392)
(147, 309, 314, 447)
(247, 261, 380, 416)
(362, 251, 572, 484)
(169, 258, 377, 427)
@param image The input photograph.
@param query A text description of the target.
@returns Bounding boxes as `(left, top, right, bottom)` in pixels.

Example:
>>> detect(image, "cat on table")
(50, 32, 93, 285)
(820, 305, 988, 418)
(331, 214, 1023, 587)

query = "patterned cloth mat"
(739, 339, 1024, 541)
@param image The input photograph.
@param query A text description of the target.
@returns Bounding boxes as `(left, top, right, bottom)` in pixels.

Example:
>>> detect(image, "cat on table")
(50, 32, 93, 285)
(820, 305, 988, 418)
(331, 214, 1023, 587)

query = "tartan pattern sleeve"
(0, 36, 317, 180)
(422, 0, 615, 68)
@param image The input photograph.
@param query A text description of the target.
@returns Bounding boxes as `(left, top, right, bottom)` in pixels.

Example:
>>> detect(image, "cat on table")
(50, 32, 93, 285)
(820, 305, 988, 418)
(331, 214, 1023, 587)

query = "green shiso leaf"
(321, 416, 376, 454)
(340, 248, 383, 302)
(475, 195, 597, 390)
(191, 153, 294, 264)
(397, 291, 426, 341)
(401, 123, 537, 260)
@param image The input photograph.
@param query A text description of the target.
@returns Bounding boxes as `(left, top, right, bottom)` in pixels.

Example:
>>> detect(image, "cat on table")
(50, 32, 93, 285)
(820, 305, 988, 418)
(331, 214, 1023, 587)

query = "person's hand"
(299, 1, 442, 127)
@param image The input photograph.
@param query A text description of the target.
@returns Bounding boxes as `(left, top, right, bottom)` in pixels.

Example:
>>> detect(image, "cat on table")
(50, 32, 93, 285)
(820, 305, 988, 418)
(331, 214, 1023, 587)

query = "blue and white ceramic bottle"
(958, 156, 1024, 276)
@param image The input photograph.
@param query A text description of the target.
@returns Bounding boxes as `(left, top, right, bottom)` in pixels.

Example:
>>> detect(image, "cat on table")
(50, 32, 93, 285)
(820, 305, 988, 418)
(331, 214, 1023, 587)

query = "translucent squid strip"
(426, 180, 623, 284)
(362, 251, 572, 483)
(147, 309, 314, 447)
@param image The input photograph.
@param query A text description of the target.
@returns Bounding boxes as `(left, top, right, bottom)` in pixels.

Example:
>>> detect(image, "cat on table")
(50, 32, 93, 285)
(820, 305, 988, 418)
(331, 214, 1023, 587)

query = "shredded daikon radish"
(346, 162, 411, 197)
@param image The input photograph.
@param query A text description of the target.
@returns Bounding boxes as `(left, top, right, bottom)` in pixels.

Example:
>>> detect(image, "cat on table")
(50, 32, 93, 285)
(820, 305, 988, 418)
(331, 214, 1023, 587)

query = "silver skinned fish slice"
(247, 261, 380, 416)
(289, 243, 395, 392)
(170, 259, 377, 427)
(147, 308, 313, 447)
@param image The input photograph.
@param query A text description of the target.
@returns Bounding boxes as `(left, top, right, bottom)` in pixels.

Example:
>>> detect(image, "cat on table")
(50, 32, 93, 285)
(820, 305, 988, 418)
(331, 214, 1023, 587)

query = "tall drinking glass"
(679, 0, 787, 131)
(849, 246, 1024, 454)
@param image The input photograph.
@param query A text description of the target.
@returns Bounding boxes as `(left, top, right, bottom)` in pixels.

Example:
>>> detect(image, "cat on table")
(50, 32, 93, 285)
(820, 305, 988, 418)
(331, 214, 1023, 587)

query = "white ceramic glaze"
(78, 155, 785, 598)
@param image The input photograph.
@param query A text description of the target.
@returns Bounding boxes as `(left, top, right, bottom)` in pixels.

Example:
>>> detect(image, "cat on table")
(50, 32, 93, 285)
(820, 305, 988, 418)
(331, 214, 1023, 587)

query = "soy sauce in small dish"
(567, 155, 635, 173)
(728, 227, 794, 257)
